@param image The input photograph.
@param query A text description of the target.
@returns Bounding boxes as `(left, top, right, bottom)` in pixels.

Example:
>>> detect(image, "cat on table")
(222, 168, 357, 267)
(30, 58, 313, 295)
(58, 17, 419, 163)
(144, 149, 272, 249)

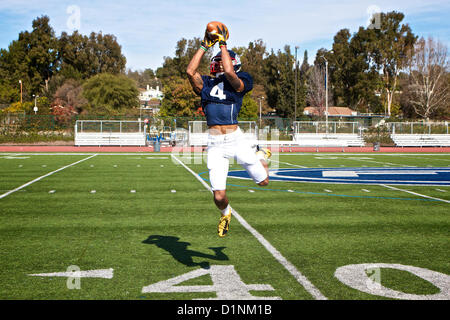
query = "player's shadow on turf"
(142, 235, 229, 269)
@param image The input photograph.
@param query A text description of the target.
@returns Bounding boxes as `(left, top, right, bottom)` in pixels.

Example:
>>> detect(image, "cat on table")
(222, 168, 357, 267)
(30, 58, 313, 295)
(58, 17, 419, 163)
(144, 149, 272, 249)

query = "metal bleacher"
(293, 133, 365, 147)
(389, 122, 450, 147)
(74, 120, 147, 146)
(292, 121, 365, 147)
(391, 134, 450, 147)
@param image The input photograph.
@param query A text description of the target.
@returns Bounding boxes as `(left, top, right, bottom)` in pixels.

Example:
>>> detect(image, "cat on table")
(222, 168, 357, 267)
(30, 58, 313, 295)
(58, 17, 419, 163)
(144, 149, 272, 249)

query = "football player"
(186, 25, 271, 237)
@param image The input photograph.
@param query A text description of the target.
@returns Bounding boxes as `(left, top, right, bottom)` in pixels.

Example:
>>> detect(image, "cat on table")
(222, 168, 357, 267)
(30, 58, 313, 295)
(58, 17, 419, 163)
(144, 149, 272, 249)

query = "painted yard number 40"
(142, 265, 280, 300)
(142, 264, 450, 300)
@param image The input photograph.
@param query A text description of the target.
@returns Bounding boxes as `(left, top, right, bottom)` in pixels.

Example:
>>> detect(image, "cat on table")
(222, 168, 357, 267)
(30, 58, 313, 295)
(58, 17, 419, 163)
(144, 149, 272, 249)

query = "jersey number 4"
(210, 83, 226, 100)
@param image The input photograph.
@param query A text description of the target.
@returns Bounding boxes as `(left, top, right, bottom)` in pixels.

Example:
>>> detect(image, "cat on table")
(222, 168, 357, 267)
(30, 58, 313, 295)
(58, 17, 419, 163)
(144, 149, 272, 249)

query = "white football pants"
(206, 127, 267, 191)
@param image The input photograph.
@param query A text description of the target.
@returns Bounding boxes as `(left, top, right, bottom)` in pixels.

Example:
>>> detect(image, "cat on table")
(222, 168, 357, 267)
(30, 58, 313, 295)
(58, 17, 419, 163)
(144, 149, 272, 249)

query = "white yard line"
(270, 159, 308, 168)
(395, 155, 450, 163)
(380, 184, 450, 204)
(171, 154, 327, 300)
(0, 154, 97, 200)
(344, 158, 415, 167)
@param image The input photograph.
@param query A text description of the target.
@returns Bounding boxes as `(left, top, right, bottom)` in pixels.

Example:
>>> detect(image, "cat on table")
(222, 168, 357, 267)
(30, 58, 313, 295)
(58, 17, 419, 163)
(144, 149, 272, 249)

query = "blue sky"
(0, 0, 449, 71)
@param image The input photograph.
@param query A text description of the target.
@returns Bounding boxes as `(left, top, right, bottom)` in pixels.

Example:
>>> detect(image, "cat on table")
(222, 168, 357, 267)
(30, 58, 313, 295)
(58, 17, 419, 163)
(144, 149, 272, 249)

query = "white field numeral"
(142, 265, 280, 300)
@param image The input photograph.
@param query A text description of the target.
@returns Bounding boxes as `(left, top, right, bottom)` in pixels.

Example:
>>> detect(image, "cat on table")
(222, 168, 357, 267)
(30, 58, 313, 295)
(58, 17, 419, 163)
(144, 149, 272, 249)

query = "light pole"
(294, 46, 299, 121)
(321, 55, 329, 134)
(19, 80, 22, 104)
(33, 94, 39, 114)
(258, 96, 265, 128)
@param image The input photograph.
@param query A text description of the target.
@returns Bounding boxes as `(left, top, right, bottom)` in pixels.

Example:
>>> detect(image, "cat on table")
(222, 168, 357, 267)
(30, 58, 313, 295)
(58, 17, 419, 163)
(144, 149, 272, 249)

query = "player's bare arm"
(215, 26, 245, 92)
(186, 31, 218, 95)
(220, 45, 244, 92)
(186, 49, 205, 95)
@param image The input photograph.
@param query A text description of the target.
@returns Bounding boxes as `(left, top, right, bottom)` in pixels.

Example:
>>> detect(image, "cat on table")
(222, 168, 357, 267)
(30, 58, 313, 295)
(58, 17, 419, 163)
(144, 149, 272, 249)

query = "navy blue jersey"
(200, 72, 253, 126)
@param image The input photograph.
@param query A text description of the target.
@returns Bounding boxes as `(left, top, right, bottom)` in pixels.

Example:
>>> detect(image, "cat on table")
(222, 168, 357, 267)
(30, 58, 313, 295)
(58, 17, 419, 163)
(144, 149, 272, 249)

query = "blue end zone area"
(227, 167, 450, 186)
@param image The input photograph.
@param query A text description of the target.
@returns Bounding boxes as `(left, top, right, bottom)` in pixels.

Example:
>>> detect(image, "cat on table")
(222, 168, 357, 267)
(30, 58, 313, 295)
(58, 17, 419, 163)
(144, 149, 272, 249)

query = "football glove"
(201, 31, 217, 50)
(215, 25, 228, 47)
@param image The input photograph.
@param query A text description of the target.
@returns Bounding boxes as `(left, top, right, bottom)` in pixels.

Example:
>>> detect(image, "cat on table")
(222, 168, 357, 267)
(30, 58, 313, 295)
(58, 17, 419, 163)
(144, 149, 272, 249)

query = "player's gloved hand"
(201, 31, 217, 51)
(215, 25, 228, 47)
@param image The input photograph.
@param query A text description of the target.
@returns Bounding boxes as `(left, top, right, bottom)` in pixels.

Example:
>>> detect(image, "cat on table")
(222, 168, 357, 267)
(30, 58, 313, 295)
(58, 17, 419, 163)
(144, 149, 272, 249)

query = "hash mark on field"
(90, 190, 96, 194)
(171, 189, 176, 193)
(130, 190, 136, 193)
(248, 190, 255, 193)
(435, 189, 447, 193)
(49, 190, 56, 194)
(287, 190, 294, 192)
(361, 189, 371, 193)
(324, 189, 333, 193)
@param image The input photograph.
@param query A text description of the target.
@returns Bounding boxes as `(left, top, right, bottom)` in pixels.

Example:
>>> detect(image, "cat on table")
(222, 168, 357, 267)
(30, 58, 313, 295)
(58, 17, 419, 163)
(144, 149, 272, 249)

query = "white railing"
(75, 120, 147, 146)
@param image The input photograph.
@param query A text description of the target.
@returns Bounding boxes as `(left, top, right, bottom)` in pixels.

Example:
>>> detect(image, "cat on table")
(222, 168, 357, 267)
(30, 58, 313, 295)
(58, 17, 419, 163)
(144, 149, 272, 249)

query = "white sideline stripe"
(380, 184, 450, 204)
(0, 154, 97, 200)
(171, 154, 327, 300)
(1, 153, 450, 157)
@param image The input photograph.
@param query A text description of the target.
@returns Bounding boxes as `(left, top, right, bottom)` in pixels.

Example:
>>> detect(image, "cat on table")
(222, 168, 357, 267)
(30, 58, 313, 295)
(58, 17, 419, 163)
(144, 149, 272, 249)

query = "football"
(206, 21, 229, 41)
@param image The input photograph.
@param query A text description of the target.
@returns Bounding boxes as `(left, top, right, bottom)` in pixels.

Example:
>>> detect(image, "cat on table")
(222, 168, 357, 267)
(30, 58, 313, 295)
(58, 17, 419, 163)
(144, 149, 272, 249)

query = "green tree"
(238, 92, 258, 120)
(239, 39, 268, 85)
(321, 29, 376, 112)
(58, 30, 126, 80)
(82, 73, 139, 114)
(296, 50, 308, 113)
(367, 11, 417, 116)
(0, 80, 18, 104)
(0, 16, 59, 99)
(156, 37, 212, 80)
(263, 46, 298, 118)
(159, 77, 200, 117)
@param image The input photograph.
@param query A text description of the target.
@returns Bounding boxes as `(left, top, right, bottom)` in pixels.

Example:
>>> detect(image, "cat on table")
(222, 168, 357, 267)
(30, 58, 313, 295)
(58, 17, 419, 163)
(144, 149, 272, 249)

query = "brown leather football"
(206, 21, 229, 41)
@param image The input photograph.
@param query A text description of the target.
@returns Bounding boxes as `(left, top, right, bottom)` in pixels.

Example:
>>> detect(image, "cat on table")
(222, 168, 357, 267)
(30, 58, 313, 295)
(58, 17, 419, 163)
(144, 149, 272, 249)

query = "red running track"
(1, 145, 450, 153)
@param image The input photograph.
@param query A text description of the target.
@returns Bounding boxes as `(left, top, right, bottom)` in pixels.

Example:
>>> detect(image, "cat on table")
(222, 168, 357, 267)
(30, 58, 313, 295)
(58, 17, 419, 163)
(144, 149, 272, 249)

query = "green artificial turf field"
(0, 152, 449, 300)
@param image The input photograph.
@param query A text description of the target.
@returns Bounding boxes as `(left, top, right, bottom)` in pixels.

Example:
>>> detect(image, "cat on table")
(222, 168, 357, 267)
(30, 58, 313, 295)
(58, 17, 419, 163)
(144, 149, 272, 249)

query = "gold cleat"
(217, 212, 231, 238)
